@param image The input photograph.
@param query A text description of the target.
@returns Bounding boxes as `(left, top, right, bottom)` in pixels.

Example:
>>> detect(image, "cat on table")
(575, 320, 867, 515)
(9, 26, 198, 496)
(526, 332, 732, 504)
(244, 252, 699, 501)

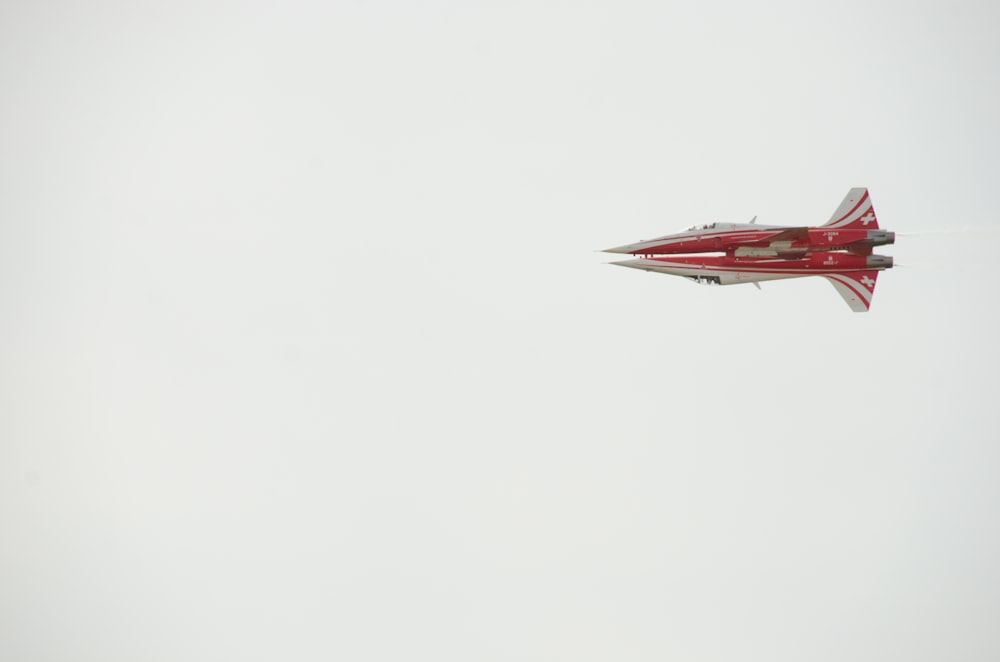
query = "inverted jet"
(604, 188, 894, 311)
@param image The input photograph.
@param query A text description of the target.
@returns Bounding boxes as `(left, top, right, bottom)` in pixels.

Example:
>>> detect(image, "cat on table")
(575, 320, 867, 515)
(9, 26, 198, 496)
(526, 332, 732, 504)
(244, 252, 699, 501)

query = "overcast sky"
(2, 1, 999, 660)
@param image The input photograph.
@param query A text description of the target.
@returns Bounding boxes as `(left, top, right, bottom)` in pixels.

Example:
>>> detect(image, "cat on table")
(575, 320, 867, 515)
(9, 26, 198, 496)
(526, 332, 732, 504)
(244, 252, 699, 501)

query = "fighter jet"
(604, 188, 894, 311)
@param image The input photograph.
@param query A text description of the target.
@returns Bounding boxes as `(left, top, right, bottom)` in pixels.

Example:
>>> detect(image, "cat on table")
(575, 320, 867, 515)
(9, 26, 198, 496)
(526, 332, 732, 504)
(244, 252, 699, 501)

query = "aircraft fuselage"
(605, 224, 895, 257)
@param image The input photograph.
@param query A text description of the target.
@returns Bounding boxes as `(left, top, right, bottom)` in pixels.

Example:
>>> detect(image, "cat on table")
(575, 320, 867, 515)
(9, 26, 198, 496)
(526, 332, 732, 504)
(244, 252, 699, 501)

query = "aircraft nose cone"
(602, 244, 638, 254)
(608, 259, 646, 270)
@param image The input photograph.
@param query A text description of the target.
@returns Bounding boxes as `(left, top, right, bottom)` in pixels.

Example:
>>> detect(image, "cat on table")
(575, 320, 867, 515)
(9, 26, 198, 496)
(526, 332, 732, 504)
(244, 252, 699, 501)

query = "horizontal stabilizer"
(765, 227, 809, 243)
(824, 270, 879, 312)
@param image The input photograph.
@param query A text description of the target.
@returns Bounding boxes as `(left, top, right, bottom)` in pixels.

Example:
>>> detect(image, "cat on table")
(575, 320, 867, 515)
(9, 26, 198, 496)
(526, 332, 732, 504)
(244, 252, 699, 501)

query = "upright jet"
(604, 188, 894, 311)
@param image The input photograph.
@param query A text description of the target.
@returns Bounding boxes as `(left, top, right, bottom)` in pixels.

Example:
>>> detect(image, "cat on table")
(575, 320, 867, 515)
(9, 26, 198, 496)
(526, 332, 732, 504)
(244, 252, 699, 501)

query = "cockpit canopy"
(685, 222, 717, 232)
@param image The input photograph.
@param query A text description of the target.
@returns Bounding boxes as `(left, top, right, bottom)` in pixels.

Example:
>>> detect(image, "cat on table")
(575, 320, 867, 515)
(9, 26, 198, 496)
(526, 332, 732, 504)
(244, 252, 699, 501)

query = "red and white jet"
(604, 188, 894, 311)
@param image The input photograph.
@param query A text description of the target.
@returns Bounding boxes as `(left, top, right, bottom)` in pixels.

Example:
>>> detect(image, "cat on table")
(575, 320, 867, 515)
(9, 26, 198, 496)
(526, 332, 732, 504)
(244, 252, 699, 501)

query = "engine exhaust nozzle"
(866, 255, 894, 269)
(867, 230, 895, 247)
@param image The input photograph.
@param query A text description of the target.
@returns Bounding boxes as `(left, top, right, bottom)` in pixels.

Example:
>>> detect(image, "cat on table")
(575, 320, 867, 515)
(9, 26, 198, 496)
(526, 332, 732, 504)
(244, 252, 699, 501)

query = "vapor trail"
(900, 227, 1000, 237)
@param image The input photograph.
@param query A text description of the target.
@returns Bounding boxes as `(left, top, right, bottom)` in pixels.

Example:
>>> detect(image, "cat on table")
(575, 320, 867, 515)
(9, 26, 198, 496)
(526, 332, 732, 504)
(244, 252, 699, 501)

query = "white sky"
(2, 1, 999, 660)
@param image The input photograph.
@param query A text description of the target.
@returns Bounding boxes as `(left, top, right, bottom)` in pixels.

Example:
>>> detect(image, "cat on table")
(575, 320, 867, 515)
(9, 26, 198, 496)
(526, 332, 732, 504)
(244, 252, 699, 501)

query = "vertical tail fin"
(824, 270, 879, 312)
(823, 187, 878, 230)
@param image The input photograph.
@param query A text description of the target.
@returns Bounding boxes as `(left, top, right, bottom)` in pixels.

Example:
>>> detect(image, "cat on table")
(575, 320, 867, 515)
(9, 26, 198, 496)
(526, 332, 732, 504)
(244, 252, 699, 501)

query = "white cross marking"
(861, 276, 875, 288)
(860, 211, 875, 225)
